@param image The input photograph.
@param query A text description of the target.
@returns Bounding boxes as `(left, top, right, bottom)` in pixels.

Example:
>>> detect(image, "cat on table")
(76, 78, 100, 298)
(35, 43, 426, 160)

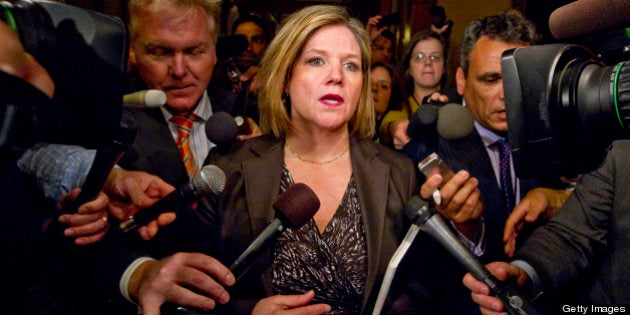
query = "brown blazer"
(207, 135, 418, 314)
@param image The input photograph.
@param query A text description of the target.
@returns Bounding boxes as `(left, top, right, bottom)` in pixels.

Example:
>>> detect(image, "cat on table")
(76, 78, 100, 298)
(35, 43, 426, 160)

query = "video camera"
(502, 0, 630, 178)
(0, 0, 127, 156)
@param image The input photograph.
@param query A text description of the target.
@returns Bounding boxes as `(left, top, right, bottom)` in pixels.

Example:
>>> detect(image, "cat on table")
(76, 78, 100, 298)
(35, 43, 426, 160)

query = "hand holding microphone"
(405, 196, 539, 315)
(120, 164, 227, 232)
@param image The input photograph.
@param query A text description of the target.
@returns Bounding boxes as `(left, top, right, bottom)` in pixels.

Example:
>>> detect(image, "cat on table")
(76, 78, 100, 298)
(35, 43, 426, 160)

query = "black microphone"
(216, 34, 249, 61)
(119, 165, 227, 232)
(405, 196, 539, 315)
(63, 113, 137, 213)
(229, 183, 320, 281)
(549, 0, 630, 40)
(407, 104, 439, 142)
(205, 111, 251, 145)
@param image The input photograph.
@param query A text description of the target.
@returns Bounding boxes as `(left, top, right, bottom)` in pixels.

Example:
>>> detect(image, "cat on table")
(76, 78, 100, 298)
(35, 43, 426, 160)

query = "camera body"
(0, 0, 127, 155)
(502, 35, 630, 178)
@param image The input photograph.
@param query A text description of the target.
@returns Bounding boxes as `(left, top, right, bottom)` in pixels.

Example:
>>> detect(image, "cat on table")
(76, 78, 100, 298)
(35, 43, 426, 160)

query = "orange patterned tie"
(171, 113, 199, 178)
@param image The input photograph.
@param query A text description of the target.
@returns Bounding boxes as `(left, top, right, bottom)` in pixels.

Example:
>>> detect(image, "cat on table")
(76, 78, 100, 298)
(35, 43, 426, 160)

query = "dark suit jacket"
(400, 129, 560, 314)
(118, 107, 189, 186)
(516, 140, 630, 304)
(97, 135, 417, 314)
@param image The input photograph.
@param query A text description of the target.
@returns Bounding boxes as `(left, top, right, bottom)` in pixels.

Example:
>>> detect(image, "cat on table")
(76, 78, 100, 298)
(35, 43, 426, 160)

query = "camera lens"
(502, 44, 630, 178)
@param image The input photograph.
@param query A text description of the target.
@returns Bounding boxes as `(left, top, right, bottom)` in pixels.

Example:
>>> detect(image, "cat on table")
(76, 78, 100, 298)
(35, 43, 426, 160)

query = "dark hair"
(459, 9, 539, 75)
(231, 14, 274, 43)
(399, 30, 447, 93)
(371, 61, 405, 111)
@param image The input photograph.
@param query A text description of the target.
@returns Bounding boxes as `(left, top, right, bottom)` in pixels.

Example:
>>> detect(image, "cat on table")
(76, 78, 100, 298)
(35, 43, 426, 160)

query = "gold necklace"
(286, 143, 349, 164)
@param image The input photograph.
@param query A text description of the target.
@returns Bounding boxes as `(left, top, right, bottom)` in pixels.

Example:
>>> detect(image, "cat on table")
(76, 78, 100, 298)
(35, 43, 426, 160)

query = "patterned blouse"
(272, 166, 368, 314)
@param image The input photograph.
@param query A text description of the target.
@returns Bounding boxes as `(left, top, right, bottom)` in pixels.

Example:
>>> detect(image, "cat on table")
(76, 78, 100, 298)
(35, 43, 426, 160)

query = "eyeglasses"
(414, 52, 443, 63)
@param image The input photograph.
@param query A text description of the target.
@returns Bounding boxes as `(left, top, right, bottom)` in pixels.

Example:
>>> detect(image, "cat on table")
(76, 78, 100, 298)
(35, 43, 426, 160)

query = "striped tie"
(171, 113, 199, 178)
(495, 138, 515, 214)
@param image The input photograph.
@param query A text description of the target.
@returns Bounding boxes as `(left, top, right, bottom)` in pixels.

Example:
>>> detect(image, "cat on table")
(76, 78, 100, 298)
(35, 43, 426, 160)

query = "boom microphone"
(230, 183, 320, 281)
(548, 0, 630, 40)
(119, 165, 227, 232)
(405, 196, 539, 315)
(123, 89, 167, 108)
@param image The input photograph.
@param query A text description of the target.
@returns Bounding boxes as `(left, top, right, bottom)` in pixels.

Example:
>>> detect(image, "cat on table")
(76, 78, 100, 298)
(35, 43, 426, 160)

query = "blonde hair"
(257, 5, 375, 138)
(127, 0, 221, 42)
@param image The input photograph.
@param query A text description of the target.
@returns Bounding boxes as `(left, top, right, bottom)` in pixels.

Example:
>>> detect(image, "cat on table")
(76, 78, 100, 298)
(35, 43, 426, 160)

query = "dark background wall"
(62, 0, 571, 86)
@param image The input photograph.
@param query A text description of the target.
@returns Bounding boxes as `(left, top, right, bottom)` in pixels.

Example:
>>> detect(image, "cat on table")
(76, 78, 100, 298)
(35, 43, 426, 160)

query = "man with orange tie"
(118, 0, 260, 185)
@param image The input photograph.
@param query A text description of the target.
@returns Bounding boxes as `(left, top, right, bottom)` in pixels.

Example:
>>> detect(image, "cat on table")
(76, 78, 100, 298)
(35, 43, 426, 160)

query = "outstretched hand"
(104, 168, 177, 240)
(462, 262, 530, 315)
(130, 253, 235, 315)
(58, 189, 110, 245)
(420, 170, 483, 240)
(503, 188, 571, 256)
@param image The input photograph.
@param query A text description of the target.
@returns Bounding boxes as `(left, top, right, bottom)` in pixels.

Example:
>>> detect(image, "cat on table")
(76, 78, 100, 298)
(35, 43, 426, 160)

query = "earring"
(282, 92, 289, 104)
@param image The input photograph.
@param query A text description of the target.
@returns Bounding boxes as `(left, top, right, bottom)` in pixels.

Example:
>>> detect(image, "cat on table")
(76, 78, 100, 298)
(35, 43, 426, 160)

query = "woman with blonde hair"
(109, 4, 418, 314)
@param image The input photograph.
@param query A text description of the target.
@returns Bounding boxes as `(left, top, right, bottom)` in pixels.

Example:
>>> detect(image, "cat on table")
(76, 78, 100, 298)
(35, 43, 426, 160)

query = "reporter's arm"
(503, 188, 571, 256)
(128, 252, 235, 315)
(421, 171, 484, 241)
(462, 261, 532, 314)
(252, 291, 331, 315)
(104, 168, 177, 240)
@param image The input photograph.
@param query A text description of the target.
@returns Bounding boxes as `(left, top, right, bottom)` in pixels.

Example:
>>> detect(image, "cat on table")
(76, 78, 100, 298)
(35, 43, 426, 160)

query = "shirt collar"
(475, 121, 503, 148)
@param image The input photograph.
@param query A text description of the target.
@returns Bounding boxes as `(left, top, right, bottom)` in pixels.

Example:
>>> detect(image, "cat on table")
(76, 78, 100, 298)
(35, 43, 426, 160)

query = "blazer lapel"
(242, 138, 285, 235)
(350, 138, 389, 307)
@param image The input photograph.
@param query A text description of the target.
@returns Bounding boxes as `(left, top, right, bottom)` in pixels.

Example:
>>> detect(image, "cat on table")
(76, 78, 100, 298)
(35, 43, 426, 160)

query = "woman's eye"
(308, 57, 324, 66)
(343, 61, 359, 71)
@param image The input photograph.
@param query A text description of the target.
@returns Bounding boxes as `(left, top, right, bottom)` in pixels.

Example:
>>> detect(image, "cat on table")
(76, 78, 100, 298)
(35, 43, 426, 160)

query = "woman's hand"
(252, 290, 331, 315)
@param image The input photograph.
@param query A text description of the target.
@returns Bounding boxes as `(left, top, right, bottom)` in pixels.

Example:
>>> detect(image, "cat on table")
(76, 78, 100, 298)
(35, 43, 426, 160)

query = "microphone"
(123, 89, 167, 108)
(229, 183, 320, 281)
(436, 103, 474, 140)
(205, 111, 251, 146)
(64, 113, 137, 212)
(216, 34, 249, 61)
(405, 196, 539, 315)
(407, 104, 439, 141)
(372, 221, 421, 314)
(407, 103, 474, 141)
(549, 0, 630, 40)
(119, 164, 227, 233)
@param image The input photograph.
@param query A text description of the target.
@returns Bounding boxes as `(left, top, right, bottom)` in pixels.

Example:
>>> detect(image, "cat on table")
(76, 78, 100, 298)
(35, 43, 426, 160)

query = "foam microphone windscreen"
(273, 183, 320, 229)
(205, 111, 239, 145)
(436, 104, 474, 140)
(549, 0, 630, 40)
(216, 34, 249, 60)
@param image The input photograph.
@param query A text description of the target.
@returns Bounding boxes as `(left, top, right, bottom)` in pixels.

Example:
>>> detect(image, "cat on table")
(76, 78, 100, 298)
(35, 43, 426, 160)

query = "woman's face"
(408, 37, 445, 92)
(371, 35, 392, 63)
(371, 66, 392, 118)
(287, 24, 363, 133)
